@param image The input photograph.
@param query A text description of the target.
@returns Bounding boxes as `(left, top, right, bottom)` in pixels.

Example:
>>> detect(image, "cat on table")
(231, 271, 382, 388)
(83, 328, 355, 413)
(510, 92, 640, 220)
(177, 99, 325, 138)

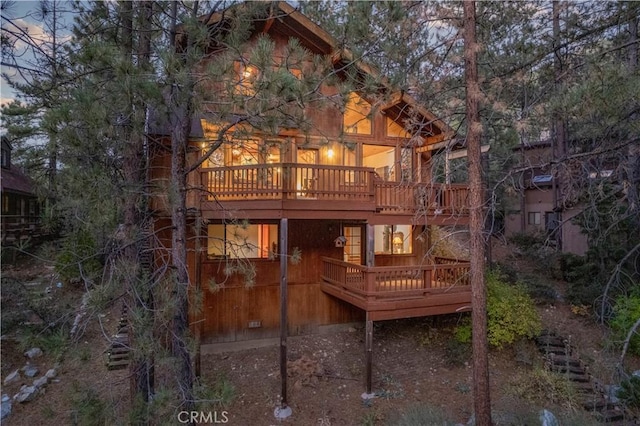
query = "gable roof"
(1, 166, 36, 196)
(201, 1, 454, 145)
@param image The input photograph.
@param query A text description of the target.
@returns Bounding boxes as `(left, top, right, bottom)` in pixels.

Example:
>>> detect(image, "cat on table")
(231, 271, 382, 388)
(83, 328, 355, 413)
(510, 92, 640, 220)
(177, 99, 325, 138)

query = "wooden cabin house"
(1, 137, 42, 244)
(149, 2, 471, 348)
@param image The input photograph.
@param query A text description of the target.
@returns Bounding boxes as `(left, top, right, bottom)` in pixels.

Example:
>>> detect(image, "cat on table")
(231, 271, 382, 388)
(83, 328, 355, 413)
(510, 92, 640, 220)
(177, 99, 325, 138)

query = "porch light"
(327, 148, 334, 159)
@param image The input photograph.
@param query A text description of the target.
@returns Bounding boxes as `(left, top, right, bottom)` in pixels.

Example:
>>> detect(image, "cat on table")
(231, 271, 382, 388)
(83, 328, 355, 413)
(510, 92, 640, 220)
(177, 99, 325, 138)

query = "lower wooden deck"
(320, 257, 472, 321)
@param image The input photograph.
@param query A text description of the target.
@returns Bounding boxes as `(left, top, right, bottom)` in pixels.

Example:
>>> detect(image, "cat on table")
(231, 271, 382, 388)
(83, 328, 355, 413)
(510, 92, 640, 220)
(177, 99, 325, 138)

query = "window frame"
(528, 211, 541, 225)
(374, 224, 413, 255)
(206, 222, 279, 260)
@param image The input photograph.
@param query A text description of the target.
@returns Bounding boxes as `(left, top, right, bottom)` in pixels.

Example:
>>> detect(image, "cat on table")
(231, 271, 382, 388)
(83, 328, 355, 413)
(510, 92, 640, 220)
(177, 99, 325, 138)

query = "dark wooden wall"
(193, 219, 365, 343)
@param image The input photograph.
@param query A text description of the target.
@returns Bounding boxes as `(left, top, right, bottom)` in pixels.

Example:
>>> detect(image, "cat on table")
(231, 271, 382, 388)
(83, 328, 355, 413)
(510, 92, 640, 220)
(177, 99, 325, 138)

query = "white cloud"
(4, 18, 53, 50)
(1, 97, 17, 107)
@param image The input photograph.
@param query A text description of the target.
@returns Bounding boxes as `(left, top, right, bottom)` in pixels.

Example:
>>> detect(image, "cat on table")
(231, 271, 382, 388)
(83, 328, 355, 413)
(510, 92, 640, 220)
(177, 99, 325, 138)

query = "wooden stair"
(535, 330, 630, 424)
(105, 304, 130, 370)
(106, 225, 155, 371)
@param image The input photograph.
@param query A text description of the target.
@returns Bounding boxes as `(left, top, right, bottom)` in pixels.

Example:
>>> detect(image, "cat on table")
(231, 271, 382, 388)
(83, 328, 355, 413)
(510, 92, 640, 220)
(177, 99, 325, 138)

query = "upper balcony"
(195, 163, 469, 223)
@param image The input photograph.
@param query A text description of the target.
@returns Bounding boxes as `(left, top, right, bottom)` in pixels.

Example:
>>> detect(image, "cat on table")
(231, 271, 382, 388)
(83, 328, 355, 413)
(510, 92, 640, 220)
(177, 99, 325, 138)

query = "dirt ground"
(1, 240, 639, 425)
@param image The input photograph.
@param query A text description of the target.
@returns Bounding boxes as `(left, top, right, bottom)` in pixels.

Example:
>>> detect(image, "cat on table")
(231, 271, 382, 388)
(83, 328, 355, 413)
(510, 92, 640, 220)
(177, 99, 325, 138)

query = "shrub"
(507, 367, 580, 412)
(508, 231, 546, 254)
(617, 375, 640, 409)
(558, 252, 586, 282)
(71, 388, 108, 425)
(55, 229, 103, 283)
(610, 293, 640, 356)
(455, 269, 542, 348)
(518, 274, 559, 302)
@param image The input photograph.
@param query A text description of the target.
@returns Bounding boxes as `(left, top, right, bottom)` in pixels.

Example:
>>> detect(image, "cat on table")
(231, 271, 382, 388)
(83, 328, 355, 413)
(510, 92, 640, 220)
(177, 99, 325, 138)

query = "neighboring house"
(149, 2, 471, 350)
(1, 137, 41, 244)
(504, 140, 588, 255)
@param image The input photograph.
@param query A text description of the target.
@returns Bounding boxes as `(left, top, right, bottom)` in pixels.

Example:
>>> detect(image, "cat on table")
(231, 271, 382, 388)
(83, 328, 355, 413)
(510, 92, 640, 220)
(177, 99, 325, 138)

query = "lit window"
(2, 195, 9, 214)
(208, 223, 278, 259)
(343, 226, 362, 263)
(386, 118, 411, 138)
(374, 225, 412, 254)
(343, 92, 372, 135)
(235, 62, 259, 96)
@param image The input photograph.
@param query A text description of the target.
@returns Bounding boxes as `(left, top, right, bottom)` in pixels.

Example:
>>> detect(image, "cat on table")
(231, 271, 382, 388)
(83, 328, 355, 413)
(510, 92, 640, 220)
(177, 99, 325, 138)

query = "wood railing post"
(424, 266, 432, 289)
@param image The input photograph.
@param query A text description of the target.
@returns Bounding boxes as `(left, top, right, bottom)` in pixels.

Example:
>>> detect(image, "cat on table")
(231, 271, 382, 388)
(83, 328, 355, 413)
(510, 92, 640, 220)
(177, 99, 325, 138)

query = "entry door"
(297, 149, 318, 198)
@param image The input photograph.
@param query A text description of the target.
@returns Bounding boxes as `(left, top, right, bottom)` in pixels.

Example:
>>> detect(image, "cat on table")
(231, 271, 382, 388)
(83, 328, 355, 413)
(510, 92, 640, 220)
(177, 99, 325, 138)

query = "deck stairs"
(105, 304, 130, 370)
(536, 330, 632, 424)
(105, 227, 155, 371)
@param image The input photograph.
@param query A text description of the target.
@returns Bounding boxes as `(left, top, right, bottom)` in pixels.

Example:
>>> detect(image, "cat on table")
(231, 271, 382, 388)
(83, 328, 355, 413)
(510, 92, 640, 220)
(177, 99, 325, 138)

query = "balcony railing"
(321, 257, 470, 296)
(200, 163, 469, 215)
(1, 215, 43, 242)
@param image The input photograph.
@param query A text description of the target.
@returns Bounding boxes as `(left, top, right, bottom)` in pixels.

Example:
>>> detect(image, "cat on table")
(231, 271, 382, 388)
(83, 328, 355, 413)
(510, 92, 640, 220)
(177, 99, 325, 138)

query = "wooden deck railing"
(201, 163, 374, 201)
(200, 164, 469, 215)
(375, 180, 469, 215)
(321, 257, 471, 298)
(1, 215, 43, 242)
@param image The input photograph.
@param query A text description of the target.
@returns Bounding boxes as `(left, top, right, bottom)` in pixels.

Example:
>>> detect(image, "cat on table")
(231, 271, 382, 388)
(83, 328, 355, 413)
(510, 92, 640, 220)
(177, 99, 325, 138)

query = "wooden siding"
(197, 219, 363, 343)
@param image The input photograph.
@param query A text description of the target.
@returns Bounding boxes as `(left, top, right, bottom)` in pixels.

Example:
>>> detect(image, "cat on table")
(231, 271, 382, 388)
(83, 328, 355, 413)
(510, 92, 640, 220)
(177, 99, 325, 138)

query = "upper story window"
(343, 92, 372, 135)
(234, 62, 260, 96)
(230, 139, 280, 166)
(386, 117, 411, 139)
(1, 147, 9, 169)
(200, 120, 282, 168)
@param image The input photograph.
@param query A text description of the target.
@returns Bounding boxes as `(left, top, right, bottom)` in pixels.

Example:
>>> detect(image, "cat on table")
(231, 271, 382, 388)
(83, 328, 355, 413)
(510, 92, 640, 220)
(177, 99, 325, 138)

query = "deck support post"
(366, 224, 375, 267)
(362, 313, 375, 400)
(275, 218, 292, 420)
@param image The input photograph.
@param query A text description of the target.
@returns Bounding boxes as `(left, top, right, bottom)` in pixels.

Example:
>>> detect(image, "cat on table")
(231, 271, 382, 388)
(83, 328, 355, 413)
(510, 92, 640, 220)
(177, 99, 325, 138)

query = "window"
(343, 92, 372, 135)
(386, 117, 411, 138)
(364, 145, 395, 181)
(343, 226, 362, 264)
(229, 138, 280, 166)
(1, 148, 8, 168)
(374, 225, 412, 255)
(234, 62, 260, 96)
(528, 212, 541, 225)
(231, 139, 260, 166)
(2, 195, 9, 214)
(208, 223, 278, 259)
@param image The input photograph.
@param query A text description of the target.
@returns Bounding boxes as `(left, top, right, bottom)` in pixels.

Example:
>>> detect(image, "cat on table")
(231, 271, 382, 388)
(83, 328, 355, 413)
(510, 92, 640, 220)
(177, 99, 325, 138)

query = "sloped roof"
(1, 166, 36, 196)
(201, 1, 454, 144)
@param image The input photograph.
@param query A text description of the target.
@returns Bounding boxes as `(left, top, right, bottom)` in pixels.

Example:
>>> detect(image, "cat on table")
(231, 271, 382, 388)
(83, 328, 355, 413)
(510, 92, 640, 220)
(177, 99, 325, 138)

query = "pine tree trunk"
(124, 1, 155, 414)
(463, 1, 492, 425)
(167, 0, 196, 414)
